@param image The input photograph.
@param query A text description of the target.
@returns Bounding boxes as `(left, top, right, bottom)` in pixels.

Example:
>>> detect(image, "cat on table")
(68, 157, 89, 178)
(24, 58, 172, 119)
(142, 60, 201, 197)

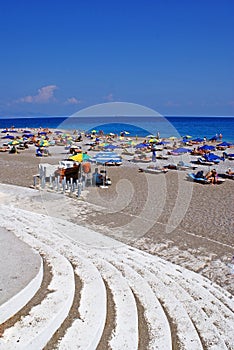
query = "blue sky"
(0, 0, 233, 116)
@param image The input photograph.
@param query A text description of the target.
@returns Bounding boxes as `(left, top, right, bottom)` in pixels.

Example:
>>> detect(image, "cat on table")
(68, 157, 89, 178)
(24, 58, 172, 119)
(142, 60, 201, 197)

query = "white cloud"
(103, 93, 114, 102)
(65, 97, 81, 105)
(17, 85, 58, 104)
(164, 100, 180, 107)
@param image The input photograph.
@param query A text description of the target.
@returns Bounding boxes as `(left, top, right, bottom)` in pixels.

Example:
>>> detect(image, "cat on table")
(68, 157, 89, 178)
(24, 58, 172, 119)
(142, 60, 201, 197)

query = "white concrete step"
(91, 258, 139, 350)
(163, 268, 234, 349)
(133, 247, 234, 347)
(1, 203, 233, 349)
(109, 250, 203, 350)
(0, 250, 43, 324)
(1, 207, 137, 349)
(120, 247, 232, 350)
(0, 236, 75, 350)
(33, 234, 138, 349)
(57, 255, 106, 350)
(174, 265, 234, 313)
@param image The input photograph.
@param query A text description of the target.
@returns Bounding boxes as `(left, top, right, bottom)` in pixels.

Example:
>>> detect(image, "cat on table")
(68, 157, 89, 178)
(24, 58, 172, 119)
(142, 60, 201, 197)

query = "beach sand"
(0, 227, 41, 305)
(0, 143, 233, 294)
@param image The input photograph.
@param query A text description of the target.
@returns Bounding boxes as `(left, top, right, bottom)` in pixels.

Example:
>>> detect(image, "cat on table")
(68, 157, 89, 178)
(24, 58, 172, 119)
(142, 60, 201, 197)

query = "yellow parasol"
(69, 153, 91, 162)
(9, 140, 19, 145)
(149, 138, 158, 143)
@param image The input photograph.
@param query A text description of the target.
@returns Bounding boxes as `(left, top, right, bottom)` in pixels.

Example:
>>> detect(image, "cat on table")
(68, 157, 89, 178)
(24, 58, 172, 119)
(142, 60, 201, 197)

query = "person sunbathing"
(206, 169, 217, 184)
(226, 168, 234, 176)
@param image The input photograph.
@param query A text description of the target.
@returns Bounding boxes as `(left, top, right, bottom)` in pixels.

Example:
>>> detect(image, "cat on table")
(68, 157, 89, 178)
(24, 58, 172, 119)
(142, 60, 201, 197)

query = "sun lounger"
(121, 149, 135, 156)
(156, 155, 168, 160)
(132, 157, 151, 163)
(187, 173, 225, 184)
(197, 158, 214, 166)
(219, 172, 234, 180)
(139, 166, 168, 174)
(177, 161, 197, 170)
(187, 173, 210, 184)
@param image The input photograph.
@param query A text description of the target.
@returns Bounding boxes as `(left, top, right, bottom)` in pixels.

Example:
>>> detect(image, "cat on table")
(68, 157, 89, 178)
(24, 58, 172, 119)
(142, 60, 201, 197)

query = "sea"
(0, 116, 233, 143)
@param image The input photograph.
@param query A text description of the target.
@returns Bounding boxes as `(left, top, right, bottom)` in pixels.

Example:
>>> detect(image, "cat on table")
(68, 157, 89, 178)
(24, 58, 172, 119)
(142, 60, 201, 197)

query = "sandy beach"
(0, 130, 233, 349)
(0, 134, 233, 293)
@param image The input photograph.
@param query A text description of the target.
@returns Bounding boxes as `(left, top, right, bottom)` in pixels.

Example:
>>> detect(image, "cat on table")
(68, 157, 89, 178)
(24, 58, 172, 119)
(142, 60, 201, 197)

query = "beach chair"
(187, 173, 210, 184)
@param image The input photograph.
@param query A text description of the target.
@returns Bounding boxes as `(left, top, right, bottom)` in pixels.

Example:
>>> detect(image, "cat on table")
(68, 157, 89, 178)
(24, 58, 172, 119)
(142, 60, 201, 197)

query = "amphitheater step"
(118, 247, 233, 350)
(91, 258, 139, 349)
(0, 246, 43, 324)
(0, 202, 233, 350)
(0, 236, 75, 350)
(104, 250, 202, 350)
(57, 255, 106, 350)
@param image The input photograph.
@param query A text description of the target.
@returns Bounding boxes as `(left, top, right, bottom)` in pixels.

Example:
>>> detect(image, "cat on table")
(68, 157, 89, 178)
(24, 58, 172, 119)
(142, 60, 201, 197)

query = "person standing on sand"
(151, 143, 156, 162)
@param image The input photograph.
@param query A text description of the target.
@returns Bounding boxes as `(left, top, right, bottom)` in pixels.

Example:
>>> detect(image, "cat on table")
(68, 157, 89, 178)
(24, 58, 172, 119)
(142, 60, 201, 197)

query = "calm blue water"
(0, 116, 233, 142)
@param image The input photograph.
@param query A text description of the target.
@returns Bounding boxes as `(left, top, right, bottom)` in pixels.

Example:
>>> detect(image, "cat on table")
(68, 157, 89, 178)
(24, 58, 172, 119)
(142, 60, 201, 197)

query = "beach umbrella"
(91, 129, 97, 133)
(146, 134, 155, 138)
(3, 129, 17, 133)
(183, 135, 192, 139)
(82, 154, 91, 161)
(157, 141, 170, 145)
(39, 140, 50, 147)
(22, 133, 34, 138)
(127, 140, 136, 145)
(135, 143, 149, 149)
(169, 136, 177, 140)
(204, 153, 221, 163)
(192, 138, 204, 142)
(69, 153, 91, 162)
(173, 147, 191, 154)
(2, 135, 15, 139)
(149, 138, 158, 143)
(182, 138, 192, 144)
(8, 140, 19, 145)
(17, 138, 25, 144)
(209, 135, 218, 141)
(62, 133, 71, 138)
(217, 141, 232, 147)
(199, 145, 215, 151)
(104, 144, 118, 150)
(108, 158, 122, 164)
(90, 151, 122, 164)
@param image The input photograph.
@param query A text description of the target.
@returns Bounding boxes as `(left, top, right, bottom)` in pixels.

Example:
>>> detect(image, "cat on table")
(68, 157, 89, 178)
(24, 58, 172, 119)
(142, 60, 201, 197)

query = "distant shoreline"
(1, 115, 234, 119)
(1, 116, 234, 142)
